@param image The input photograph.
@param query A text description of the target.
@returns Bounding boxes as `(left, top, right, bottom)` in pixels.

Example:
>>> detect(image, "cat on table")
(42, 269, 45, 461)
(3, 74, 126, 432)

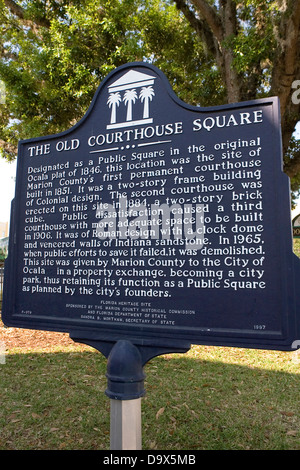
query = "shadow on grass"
(0, 348, 300, 450)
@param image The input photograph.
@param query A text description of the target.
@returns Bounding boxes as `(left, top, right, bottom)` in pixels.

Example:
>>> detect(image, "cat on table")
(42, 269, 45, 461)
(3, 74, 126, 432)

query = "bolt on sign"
(2, 63, 300, 351)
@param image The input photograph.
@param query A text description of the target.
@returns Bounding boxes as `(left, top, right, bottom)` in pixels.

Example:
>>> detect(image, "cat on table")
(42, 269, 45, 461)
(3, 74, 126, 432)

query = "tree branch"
(4, 0, 51, 29)
(0, 139, 18, 159)
(173, 0, 218, 57)
(190, 0, 223, 43)
(284, 150, 300, 179)
(3, 0, 25, 20)
(271, 0, 300, 114)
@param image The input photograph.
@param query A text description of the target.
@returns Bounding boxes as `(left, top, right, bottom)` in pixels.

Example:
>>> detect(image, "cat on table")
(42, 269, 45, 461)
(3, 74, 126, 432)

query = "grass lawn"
(0, 239, 299, 451)
(294, 237, 300, 258)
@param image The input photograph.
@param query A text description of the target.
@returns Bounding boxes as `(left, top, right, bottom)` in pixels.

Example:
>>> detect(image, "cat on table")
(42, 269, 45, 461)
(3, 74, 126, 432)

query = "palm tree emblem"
(107, 92, 122, 124)
(123, 89, 138, 121)
(140, 86, 155, 119)
(106, 70, 156, 129)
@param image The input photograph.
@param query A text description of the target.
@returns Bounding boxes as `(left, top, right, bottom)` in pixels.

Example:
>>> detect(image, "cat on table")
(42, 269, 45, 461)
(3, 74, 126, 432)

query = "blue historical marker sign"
(2, 62, 300, 351)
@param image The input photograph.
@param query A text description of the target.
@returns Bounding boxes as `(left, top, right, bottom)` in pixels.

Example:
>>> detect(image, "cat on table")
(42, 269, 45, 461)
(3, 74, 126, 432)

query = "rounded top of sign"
(97, 61, 278, 111)
(18, 61, 280, 145)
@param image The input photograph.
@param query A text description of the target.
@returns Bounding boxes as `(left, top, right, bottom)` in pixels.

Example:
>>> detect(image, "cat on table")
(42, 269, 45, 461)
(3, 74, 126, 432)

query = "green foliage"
(222, 0, 278, 95)
(0, 247, 7, 264)
(135, 0, 225, 106)
(0, 0, 223, 160)
(284, 136, 300, 206)
(0, 0, 143, 158)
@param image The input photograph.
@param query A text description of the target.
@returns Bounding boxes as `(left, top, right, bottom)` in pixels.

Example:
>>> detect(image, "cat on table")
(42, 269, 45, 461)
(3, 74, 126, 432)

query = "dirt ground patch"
(0, 320, 85, 351)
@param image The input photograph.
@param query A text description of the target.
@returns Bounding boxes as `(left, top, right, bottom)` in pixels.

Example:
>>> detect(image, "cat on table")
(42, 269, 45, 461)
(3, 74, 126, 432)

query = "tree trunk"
(270, 1, 300, 176)
(175, 0, 300, 179)
(219, 0, 241, 103)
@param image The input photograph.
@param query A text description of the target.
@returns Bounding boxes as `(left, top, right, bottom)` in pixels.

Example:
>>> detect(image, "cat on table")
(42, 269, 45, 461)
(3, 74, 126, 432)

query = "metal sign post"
(70, 335, 190, 450)
(110, 397, 142, 450)
(105, 340, 145, 450)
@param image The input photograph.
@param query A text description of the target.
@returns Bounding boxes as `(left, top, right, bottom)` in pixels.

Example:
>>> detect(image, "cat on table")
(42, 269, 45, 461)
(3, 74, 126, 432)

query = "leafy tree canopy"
(1, 0, 300, 204)
(173, 0, 300, 203)
(0, 0, 218, 153)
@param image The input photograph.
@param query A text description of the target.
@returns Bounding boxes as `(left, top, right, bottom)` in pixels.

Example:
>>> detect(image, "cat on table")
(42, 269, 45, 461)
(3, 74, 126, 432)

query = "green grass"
(144, 347, 300, 450)
(294, 238, 300, 257)
(0, 349, 109, 450)
(0, 240, 300, 450)
(1, 346, 300, 450)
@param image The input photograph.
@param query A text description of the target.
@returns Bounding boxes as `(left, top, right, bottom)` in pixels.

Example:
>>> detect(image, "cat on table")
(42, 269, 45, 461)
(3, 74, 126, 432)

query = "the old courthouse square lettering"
(3, 63, 300, 351)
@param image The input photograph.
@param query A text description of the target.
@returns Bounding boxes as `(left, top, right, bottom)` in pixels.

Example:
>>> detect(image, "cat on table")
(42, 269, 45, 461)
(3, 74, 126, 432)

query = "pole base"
(110, 398, 142, 450)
